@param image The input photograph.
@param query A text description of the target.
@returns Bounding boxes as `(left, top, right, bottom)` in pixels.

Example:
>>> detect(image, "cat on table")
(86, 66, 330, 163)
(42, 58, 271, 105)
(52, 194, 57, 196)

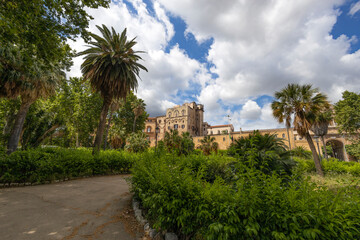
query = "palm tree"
(0, 44, 62, 154)
(271, 89, 293, 150)
(103, 99, 122, 150)
(78, 25, 147, 154)
(200, 135, 218, 156)
(272, 84, 330, 177)
(132, 98, 146, 132)
(311, 109, 333, 160)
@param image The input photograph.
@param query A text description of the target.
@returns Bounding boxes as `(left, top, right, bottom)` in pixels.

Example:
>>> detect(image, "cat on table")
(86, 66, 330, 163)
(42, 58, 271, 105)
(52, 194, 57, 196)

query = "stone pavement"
(0, 175, 144, 240)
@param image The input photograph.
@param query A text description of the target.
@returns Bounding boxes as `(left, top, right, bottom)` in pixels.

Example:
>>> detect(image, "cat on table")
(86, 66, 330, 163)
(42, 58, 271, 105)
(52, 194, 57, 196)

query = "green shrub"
(125, 132, 150, 153)
(0, 147, 136, 184)
(228, 131, 296, 176)
(131, 153, 360, 239)
(346, 141, 360, 161)
(295, 157, 360, 177)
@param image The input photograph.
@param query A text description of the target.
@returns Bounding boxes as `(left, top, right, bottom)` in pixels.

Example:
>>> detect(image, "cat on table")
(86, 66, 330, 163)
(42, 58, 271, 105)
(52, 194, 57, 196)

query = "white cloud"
(157, 0, 360, 129)
(349, 1, 360, 16)
(240, 100, 261, 120)
(67, 0, 360, 131)
(66, 0, 210, 117)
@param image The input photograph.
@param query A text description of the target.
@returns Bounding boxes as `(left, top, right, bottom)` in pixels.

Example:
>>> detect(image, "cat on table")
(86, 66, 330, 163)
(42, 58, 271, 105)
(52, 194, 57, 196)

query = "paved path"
(0, 175, 144, 240)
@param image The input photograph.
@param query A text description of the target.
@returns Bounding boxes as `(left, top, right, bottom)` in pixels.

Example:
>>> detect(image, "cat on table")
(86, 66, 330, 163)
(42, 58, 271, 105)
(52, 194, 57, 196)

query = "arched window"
(282, 133, 285, 138)
(182, 110, 185, 116)
(147, 126, 151, 132)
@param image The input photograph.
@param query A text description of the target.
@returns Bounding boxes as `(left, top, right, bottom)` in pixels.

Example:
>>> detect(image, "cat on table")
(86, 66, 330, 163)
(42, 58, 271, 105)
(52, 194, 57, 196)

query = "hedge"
(0, 147, 139, 185)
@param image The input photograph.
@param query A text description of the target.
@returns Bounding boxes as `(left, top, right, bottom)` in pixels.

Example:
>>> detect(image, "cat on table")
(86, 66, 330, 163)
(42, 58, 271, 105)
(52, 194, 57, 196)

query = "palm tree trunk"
(305, 132, 324, 177)
(132, 115, 137, 133)
(321, 136, 328, 160)
(7, 101, 33, 154)
(286, 126, 292, 150)
(103, 110, 113, 150)
(93, 96, 112, 154)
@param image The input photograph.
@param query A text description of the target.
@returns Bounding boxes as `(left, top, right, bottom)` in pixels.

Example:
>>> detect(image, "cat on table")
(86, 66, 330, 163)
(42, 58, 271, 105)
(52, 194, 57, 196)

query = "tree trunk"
(305, 132, 324, 177)
(76, 132, 79, 148)
(321, 136, 328, 160)
(34, 124, 60, 147)
(286, 126, 292, 150)
(133, 115, 138, 133)
(103, 110, 113, 150)
(93, 96, 112, 155)
(7, 101, 33, 154)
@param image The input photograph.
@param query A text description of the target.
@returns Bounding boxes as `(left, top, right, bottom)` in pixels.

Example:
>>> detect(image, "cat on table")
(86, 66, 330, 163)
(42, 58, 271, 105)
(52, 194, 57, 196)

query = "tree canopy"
(334, 91, 360, 136)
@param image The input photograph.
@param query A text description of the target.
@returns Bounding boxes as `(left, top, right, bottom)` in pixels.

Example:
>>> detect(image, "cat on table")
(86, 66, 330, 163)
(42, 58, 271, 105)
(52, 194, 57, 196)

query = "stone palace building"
(144, 102, 352, 161)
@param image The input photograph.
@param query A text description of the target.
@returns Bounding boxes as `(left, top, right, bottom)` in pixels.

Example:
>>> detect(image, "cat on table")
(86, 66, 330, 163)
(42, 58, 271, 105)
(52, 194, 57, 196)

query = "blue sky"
(69, 0, 360, 130)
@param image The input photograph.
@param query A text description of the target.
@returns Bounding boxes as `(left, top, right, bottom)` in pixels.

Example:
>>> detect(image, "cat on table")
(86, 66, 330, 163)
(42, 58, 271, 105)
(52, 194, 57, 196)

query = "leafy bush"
(290, 146, 312, 159)
(163, 130, 195, 156)
(125, 132, 149, 153)
(228, 130, 296, 176)
(0, 147, 136, 184)
(295, 157, 360, 176)
(346, 141, 360, 161)
(131, 153, 360, 239)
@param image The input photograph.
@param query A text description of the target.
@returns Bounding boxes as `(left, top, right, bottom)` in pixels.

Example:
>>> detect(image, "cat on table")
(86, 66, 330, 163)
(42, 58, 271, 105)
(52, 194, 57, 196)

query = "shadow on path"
(0, 175, 144, 240)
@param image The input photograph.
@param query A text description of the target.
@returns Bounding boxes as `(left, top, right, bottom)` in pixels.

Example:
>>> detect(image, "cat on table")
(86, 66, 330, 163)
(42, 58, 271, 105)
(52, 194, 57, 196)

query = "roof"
(208, 124, 233, 129)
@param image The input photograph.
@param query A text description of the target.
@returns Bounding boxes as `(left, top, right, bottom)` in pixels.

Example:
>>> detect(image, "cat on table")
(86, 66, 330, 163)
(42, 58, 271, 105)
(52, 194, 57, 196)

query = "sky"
(68, 0, 360, 131)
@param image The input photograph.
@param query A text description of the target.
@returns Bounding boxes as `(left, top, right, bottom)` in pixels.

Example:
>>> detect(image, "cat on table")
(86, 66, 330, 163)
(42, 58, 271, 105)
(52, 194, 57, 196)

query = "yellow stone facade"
(145, 102, 353, 161)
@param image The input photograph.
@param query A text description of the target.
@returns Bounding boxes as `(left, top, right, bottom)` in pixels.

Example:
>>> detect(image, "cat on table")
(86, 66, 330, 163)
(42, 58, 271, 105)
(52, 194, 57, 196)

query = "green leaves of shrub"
(131, 152, 360, 239)
(0, 148, 137, 184)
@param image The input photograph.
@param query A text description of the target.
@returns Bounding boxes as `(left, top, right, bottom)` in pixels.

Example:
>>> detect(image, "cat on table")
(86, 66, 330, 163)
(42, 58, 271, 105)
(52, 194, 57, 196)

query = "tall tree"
(0, 45, 63, 153)
(132, 99, 146, 132)
(78, 25, 147, 154)
(1, 0, 110, 153)
(272, 84, 330, 177)
(271, 88, 293, 150)
(311, 109, 333, 160)
(334, 91, 360, 137)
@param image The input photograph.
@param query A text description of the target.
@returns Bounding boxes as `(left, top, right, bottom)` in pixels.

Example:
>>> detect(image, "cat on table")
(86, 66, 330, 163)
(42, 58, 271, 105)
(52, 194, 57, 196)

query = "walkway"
(0, 175, 144, 240)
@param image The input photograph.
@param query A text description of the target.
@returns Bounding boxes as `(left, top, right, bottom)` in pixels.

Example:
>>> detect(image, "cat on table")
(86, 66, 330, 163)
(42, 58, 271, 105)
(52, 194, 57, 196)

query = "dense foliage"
(0, 79, 148, 149)
(125, 132, 150, 153)
(131, 153, 360, 239)
(334, 91, 360, 136)
(163, 130, 195, 156)
(346, 141, 360, 161)
(228, 131, 296, 176)
(0, 148, 138, 185)
(295, 157, 360, 176)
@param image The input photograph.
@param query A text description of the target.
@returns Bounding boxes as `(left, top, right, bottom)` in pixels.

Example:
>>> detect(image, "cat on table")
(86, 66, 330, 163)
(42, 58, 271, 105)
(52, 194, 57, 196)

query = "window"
(182, 110, 185, 116)
(174, 124, 178, 129)
(211, 131, 213, 135)
(147, 127, 151, 132)
(159, 120, 162, 123)
(223, 137, 225, 141)
(182, 125, 185, 129)
(282, 133, 285, 138)
(168, 126, 170, 130)
(218, 130, 220, 134)
(168, 112, 171, 117)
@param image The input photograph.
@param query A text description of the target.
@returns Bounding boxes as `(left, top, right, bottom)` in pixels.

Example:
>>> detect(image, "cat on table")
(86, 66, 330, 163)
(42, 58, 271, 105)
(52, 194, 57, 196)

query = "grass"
(306, 172, 360, 190)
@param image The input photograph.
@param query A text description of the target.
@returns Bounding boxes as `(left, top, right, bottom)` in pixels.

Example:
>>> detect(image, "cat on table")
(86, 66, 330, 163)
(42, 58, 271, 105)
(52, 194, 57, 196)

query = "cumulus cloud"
(67, 0, 360, 131)
(157, 0, 360, 129)
(67, 0, 210, 117)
